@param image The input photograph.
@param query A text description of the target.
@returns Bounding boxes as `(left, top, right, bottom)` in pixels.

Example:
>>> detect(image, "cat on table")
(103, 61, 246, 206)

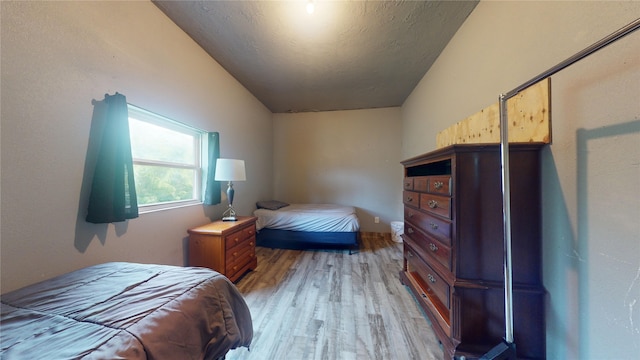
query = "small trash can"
(390, 221, 404, 243)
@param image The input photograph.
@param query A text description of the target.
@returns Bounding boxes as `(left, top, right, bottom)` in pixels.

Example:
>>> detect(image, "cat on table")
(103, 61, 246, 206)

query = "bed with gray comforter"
(0, 262, 252, 359)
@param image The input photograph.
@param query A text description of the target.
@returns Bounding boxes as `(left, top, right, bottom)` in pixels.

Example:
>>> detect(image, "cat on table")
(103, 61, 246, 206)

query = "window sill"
(138, 200, 203, 214)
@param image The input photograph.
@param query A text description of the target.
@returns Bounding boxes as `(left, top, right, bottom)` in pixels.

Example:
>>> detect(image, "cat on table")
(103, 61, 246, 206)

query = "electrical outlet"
(374, 216, 379, 223)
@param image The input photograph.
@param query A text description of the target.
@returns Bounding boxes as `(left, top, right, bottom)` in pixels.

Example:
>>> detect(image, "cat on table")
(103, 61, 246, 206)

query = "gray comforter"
(1, 262, 253, 359)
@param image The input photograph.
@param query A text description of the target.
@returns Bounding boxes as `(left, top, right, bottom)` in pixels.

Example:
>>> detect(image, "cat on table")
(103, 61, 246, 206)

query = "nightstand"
(187, 216, 258, 282)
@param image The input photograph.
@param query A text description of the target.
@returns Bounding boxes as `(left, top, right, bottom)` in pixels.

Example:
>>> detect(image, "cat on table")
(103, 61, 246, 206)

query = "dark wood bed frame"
(256, 228, 360, 254)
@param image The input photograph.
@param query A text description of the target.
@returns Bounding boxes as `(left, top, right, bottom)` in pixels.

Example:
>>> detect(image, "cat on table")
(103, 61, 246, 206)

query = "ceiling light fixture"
(306, 0, 314, 14)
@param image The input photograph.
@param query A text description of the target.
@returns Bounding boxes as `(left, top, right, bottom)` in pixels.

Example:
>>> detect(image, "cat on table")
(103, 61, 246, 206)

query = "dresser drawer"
(404, 226, 451, 271)
(403, 191, 420, 208)
(405, 245, 450, 310)
(405, 206, 452, 245)
(420, 193, 451, 219)
(413, 176, 429, 192)
(428, 175, 451, 195)
(403, 177, 414, 190)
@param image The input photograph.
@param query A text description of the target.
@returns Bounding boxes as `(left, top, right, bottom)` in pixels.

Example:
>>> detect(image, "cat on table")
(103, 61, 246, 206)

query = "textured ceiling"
(153, 1, 478, 113)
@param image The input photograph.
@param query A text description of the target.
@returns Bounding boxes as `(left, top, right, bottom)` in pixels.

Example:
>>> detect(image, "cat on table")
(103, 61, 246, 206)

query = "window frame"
(127, 104, 207, 213)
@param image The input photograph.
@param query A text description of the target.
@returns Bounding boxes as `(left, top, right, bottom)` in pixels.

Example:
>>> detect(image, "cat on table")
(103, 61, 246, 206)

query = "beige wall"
(402, 1, 639, 359)
(273, 108, 403, 232)
(0, 1, 273, 293)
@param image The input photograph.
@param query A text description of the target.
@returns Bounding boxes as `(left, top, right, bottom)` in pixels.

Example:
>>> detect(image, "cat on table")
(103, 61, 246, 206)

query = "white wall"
(1, 1, 273, 293)
(402, 1, 639, 359)
(272, 108, 403, 232)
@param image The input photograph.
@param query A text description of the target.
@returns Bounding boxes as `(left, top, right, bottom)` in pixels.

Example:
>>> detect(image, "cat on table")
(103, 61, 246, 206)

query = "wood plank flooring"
(225, 233, 442, 360)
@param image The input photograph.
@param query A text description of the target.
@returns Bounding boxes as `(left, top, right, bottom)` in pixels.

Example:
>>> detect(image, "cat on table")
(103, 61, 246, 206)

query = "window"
(127, 105, 206, 212)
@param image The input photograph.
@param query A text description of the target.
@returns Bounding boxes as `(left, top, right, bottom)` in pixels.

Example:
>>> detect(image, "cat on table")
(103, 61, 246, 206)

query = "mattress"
(0, 262, 253, 359)
(254, 203, 360, 232)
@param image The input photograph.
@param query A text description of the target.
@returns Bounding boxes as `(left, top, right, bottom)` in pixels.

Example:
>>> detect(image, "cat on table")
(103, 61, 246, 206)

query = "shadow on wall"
(543, 119, 640, 359)
(575, 120, 640, 355)
(542, 147, 581, 359)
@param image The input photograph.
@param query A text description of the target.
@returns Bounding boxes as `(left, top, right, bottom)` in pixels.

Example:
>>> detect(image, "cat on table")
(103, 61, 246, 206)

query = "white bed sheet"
(254, 204, 360, 232)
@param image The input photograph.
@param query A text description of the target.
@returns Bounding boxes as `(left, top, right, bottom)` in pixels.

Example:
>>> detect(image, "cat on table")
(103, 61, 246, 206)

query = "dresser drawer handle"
(405, 182, 411, 187)
(430, 222, 438, 230)
(427, 274, 436, 283)
(408, 212, 414, 218)
(406, 196, 413, 202)
(421, 293, 427, 299)
(427, 200, 438, 209)
(434, 181, 444, 190)
(407, 227, 414, 234)
(429, 243, 438, 252)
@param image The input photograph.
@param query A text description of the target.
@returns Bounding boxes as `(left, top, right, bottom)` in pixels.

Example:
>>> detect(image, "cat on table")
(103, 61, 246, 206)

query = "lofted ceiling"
(153, 0, 478, 113)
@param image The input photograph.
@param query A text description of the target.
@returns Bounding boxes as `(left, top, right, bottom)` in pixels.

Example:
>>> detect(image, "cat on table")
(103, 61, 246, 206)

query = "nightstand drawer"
(227, 253, 256, 282)
(226, 236, 255, 264)
(225, 230, 247, 250)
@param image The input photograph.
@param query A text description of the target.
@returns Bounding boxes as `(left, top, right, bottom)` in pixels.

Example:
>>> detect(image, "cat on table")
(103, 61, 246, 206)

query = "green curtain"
(86, 93, 139, 223)
(203, 132, 221, 205)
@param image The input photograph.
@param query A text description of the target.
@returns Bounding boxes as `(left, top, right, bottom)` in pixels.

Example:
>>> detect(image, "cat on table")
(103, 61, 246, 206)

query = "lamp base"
(221, 205, 238, 221)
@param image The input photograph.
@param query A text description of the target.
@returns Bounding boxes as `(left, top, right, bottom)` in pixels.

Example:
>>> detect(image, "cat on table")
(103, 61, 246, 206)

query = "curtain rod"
(497, 17, 640, 349)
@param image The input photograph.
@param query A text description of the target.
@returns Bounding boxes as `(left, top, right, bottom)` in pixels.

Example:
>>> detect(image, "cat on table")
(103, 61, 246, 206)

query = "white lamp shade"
(214, 159, 246, 181)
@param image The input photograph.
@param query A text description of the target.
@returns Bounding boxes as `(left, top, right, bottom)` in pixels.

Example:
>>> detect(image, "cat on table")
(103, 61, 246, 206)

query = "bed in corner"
(0, 262, 252, 360)
(253, 201, 360, 253)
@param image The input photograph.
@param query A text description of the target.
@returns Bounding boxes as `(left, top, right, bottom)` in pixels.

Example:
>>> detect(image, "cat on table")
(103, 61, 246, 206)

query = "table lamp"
(214, 158, 246, 221)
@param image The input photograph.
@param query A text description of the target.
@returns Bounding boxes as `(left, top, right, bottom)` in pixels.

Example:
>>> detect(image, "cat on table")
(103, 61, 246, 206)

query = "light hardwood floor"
(225, 233, 442, 360)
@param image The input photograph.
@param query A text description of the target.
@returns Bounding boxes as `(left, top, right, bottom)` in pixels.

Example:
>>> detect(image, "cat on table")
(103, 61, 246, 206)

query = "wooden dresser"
(400, 144, 545, 359)
(188, 216, 257, 283)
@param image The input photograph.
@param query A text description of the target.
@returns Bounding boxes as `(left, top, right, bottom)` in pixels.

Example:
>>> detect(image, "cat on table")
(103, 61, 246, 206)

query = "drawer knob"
(430, 222, 438, 230)
(407, 227, 414, 234)
(407, 196, 413, 202)
(434, 181, 444, 190)
(429, 243, 438, 252)
(427, 274, 436, 283)
(408, 212, 414, 218)
(428, 200, 438, 209)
